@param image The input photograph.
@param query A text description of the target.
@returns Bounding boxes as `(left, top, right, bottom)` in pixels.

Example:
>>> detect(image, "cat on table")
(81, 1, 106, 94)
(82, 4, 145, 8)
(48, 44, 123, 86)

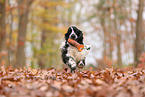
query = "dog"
(60, 26, 90, 73)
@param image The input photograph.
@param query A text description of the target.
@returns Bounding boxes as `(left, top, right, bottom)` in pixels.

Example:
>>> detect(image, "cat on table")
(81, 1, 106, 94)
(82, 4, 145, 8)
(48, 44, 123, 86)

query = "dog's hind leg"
(77, 59, 85, 68)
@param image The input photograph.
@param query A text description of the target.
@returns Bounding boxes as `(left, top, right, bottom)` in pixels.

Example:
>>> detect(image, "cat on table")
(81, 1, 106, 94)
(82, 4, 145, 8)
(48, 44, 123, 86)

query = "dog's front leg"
(66, 57, 76, 73)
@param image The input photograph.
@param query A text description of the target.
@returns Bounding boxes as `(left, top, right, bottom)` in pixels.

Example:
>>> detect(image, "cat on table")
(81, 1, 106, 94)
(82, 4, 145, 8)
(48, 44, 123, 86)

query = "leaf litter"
(0, 66, 145, 97)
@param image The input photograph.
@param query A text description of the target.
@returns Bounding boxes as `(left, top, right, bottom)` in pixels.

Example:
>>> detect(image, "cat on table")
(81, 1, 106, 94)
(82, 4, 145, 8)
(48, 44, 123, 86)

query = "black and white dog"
(60, 26, 90, 73)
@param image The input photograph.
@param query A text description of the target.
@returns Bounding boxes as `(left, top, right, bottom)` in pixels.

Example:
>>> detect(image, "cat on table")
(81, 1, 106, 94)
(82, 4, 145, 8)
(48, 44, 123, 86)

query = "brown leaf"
(103, 70, 114, 84)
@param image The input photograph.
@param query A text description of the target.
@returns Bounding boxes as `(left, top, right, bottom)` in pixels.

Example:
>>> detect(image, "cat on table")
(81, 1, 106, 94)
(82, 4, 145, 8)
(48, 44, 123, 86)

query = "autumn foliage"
(0, 66, 145, 97)
(0, 0, 145, 96)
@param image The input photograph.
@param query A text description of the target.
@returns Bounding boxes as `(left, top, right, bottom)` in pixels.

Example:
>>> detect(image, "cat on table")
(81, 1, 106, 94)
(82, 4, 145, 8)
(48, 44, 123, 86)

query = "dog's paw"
(85, 45, 91, 50)
(70, 63, 76, 72)
(70, 63, 76, 73)
(77, 61, 85, 68)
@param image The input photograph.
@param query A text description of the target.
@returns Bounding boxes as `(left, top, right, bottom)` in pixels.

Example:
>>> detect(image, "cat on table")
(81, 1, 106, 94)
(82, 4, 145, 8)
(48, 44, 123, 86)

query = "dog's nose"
(70, 34, 76, 39)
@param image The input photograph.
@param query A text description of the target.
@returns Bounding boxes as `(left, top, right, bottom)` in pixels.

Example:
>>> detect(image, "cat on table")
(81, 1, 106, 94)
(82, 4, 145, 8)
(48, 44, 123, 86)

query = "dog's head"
(65, 26, 83, 44)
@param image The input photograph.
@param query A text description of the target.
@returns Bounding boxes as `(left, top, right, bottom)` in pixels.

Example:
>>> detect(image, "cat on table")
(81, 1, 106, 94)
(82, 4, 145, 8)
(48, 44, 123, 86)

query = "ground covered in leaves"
(0, 66, 145, 97)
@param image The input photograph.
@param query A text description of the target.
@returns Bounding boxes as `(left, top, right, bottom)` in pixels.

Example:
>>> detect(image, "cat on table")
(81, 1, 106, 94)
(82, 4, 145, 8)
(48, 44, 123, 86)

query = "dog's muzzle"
(70, 34, 76, 40)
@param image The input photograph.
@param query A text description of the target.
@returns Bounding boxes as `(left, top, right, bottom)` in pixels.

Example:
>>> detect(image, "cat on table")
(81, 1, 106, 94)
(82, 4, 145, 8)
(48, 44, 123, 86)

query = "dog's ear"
(76, 30, 83, 44)
(79, 31, 83, 39)
(73, 26, 83, 39)
(65, 27, 71, 40)
(65, 32, 69, 40)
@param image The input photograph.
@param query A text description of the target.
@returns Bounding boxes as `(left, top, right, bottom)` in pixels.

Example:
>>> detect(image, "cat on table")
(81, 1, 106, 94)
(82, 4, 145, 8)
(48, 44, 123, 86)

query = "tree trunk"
(113, 0, 122, 67)
(129, 0, 136, 64)
(0, 0, 7, 65)
(134, 0, 144, 66)
(38, 29, 47, 69)
(108, 18, 113, 60)
(108, 6, 113, 60)
(37, 6, 48, 69)
(16, 0, 33, 68)
(117, 34, 122, 66)
(8, 0, 13, 65)
(101, 19, 107, 58)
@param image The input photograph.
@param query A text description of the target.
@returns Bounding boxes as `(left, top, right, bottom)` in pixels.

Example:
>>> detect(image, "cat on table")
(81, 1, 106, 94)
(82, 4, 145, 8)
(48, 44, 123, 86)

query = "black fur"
(65, 26, 84, 44)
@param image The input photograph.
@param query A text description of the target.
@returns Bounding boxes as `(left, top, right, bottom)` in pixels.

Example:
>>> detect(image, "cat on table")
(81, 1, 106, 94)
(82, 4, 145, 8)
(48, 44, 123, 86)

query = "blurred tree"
(0, 0, 7, 65)
(38, 6, 48, 69)
(112, 0, 122, 67)
(16, 0, 33, 68)
(0, 0, 144, 69)
(28, 0, 66, 68)
(134, 0, 144, 66)
(7, 0, 14, 66)
(89, 0, 134, 67)
(6, 0, 19, 67)
(60, 0, 75, 26)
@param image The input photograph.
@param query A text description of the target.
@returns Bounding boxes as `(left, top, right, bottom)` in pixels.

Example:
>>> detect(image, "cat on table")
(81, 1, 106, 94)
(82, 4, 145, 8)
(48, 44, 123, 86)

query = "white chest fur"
(67, 45, 89, 62)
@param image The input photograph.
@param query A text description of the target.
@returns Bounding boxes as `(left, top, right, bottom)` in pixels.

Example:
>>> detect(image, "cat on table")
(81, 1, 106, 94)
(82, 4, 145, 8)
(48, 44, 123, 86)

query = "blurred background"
(0, 0, 144, 69)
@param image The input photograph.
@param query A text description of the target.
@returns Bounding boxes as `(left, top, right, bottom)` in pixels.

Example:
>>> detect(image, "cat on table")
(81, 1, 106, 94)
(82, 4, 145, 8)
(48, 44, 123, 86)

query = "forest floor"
(0, 66, 145, 97)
